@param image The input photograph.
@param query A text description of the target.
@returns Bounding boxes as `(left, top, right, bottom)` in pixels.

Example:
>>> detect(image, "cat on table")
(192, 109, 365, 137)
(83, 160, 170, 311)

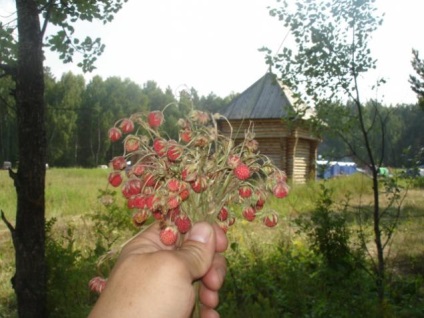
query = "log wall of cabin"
(218, 119, 320, 184)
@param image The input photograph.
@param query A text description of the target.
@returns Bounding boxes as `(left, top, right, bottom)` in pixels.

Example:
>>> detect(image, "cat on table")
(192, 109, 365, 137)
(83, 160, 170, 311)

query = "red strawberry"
(190, 176, 207, 193)
(119, 118, 135, 134)
(124, 135, 140, 152)
(181, 167, 197, 182)
(263, 213, 278, 227)
(152, 210, 163, 220)
(179, 188, 190, 201)
(238, 186, 252, 198)
(130, 163, 145, 176)
(217, 206, 229, 222)
(145, 194, 156, 210)
(167, 195, 181, 210)
(234, 164, 251, 180)
(167, 207, 180, 221)
(108, 171, 123, 187)
(111, 156, 127, 170)
(167, 141, 183, 162)
(148, 111, 164, 129)
(160, 226, 179, 245)
(127, 195, 146, 209)
(255, 191, 266, 207)
(180, 129, 192, 143)
(132, 209, 150, 226)
(228, 216, 236, 226)
(175, 215, 192, 234)
(273, 182, 288, 199)
(108, 127, 122, 142)
(153, 138, 167, 157)
(242, 206, 256, 222)
(89, 276, 107, 294)
(167, 178, 181, 192)
(143, 172, 156, 187)
(121, 178, 142, 198)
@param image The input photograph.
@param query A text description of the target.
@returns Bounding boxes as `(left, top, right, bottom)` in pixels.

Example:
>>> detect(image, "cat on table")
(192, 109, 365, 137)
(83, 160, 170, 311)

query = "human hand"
(88, 221, 228, 318)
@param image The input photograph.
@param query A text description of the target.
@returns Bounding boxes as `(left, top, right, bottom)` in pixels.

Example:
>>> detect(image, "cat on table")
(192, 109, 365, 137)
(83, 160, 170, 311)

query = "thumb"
(177, 222, 216, 280)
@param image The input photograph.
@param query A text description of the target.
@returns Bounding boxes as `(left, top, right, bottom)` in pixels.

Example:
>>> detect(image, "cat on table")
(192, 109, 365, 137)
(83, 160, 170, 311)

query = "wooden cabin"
(218, 72, 320, 184)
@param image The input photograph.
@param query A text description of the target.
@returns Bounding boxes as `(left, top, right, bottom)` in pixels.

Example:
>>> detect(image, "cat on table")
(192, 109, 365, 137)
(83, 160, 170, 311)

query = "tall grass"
(0, 169, 423, 317)
(0, 168, 111, 227)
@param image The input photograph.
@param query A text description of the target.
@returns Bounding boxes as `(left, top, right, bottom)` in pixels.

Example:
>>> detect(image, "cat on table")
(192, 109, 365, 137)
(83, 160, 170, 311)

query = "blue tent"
(317, 161, 357, 179)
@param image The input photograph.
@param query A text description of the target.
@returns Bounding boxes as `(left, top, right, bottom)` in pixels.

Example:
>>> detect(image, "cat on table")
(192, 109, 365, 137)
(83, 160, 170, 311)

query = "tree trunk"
(12, 0, 47, 316)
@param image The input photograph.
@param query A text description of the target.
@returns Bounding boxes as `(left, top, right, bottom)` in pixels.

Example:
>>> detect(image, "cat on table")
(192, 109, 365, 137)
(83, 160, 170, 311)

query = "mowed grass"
(0, 168, 111, 228)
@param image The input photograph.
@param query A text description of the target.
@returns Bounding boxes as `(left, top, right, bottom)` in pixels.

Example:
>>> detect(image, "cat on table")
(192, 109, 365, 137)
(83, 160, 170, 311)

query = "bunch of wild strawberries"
(89, 107, 289, 293)
(105, 107, 289, 246)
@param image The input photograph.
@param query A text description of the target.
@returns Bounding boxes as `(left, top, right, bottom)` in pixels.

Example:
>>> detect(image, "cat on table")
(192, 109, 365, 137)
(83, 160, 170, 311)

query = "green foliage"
(409, 49, 424, 110)
(46, 218, 97, 317)
(295, 183, 359, 270)
(45, 189, 135, 317)
(219, 237, 377, 318)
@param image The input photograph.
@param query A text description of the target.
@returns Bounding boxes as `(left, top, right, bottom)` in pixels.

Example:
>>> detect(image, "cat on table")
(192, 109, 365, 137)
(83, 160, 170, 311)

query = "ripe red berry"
(273, 182, 288, 199)
(242, 206, 256, 222)
(153, 138, 167, 157)
(124, 135, 141, 152)
(119, 118, 135, 134)
(167, 207, 180, 221)
(88, 276, 107, 294)
(217, 206, 229, 222)
(180, 129, 192, 143)
(121, 178, 142, 198)
(160, 226, 179, 245)
(111, 156, 127, 170)
(143, 172, 156, 187)
(238, 186, 252, 198)
(148, 111, 164, 128)
(263, 213, 278, 227)
(175, 215, 192, 234)
(130, 163, 145, 176)
(234, 164, 251, 180)
(127, 195, 146, 209)
(179, 188, 190, 201)
(167, 195, 181, 210)
(167, 141, 183, 162)
(108, 127, 122, 142)
(191, 176, 207, 193)
(167, 178, 181, 192)
(108, 171, 123, 187)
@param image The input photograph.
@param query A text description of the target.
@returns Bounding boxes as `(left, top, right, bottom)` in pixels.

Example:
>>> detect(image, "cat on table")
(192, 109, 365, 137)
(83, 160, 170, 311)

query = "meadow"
(0, 168, 423, 317)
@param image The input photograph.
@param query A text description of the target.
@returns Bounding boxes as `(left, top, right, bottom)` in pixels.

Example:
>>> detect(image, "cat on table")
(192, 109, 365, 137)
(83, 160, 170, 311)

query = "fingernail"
(188, 222, 212, 244)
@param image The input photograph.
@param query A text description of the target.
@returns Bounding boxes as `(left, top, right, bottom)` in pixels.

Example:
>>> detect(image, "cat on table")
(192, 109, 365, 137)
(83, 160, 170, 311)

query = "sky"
(2, 0, 424, 105)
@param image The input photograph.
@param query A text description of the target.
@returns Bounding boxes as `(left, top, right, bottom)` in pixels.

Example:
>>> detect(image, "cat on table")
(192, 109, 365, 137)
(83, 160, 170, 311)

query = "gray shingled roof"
(219, 72, 295, 119)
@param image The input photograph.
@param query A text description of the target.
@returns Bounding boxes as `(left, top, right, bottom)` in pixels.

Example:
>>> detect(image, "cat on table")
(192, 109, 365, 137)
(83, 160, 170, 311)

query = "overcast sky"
(2, 0, 424, 105)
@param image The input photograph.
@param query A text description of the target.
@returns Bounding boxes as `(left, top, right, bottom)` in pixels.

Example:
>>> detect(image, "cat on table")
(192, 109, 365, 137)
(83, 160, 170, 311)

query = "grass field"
(1, 169, 424, 317)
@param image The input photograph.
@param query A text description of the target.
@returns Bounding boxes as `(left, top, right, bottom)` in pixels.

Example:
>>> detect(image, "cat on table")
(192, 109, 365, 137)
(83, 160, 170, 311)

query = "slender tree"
(409, 49, 424, 110)
(0, 1, 127, 316)
(264, 0, 399, 310)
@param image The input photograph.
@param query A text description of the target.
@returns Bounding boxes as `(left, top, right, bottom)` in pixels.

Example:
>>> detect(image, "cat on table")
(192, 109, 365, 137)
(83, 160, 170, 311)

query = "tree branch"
(1, 210, 15, 235)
